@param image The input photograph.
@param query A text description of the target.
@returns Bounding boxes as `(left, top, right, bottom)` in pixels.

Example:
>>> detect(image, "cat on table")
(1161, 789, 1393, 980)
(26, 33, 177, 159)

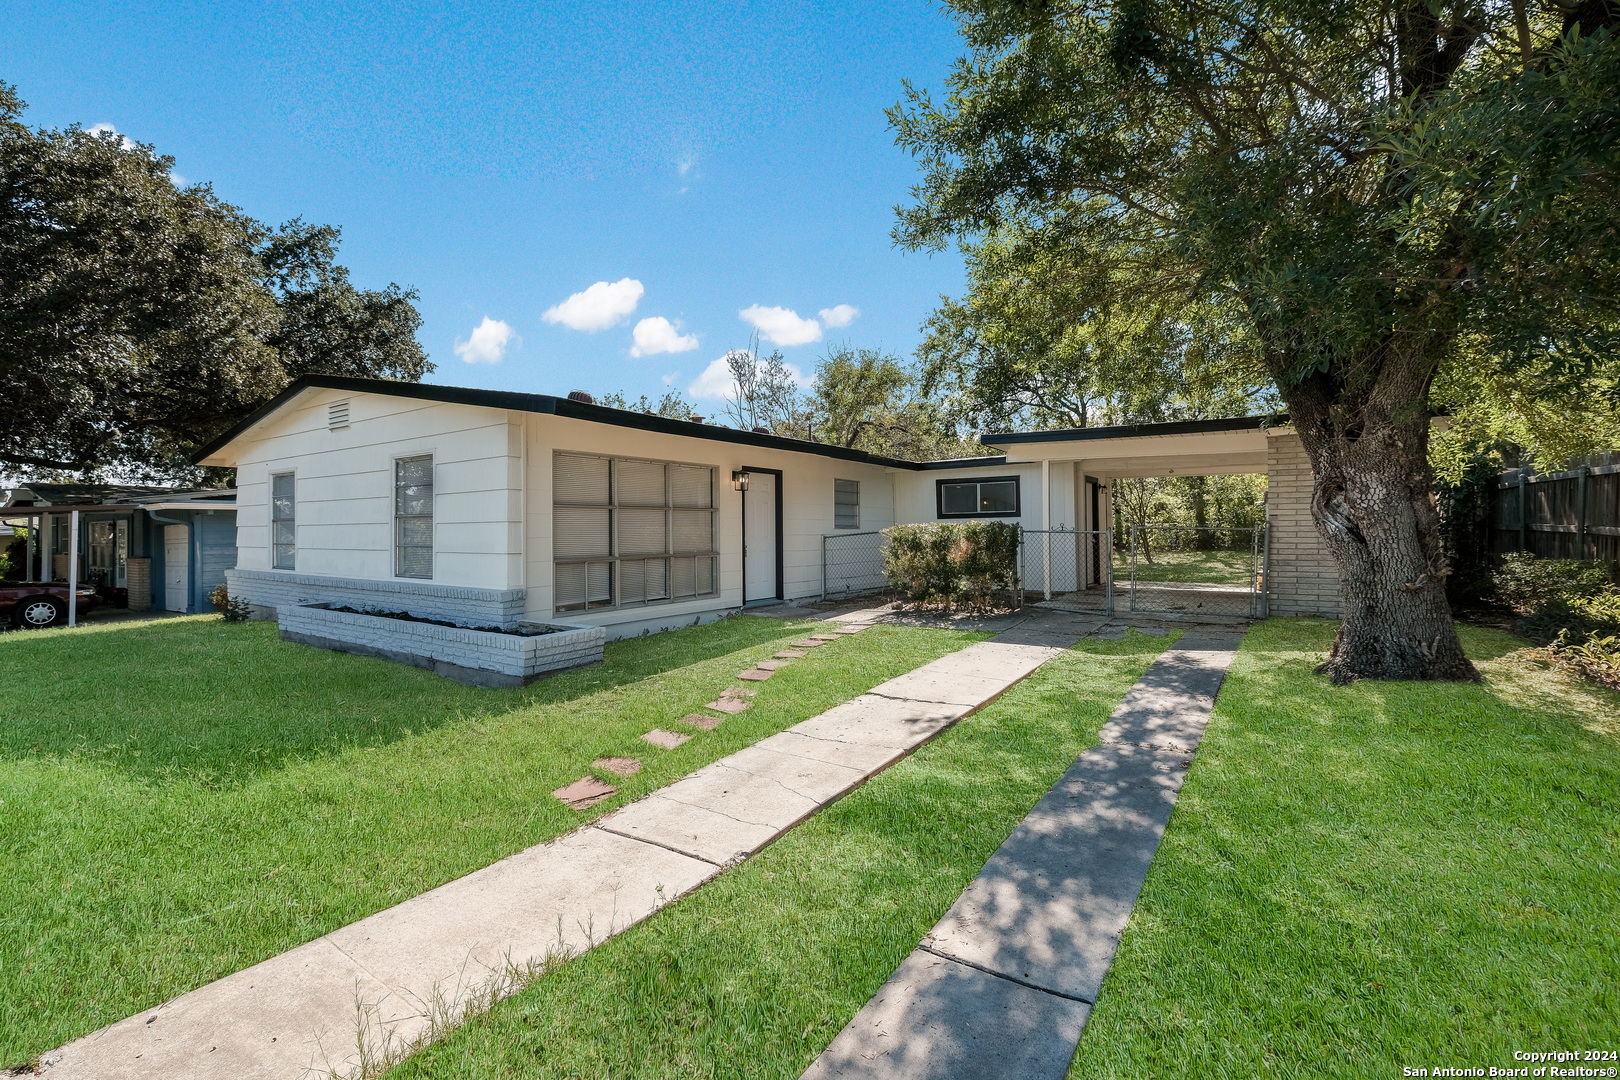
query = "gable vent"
(328, 400, 351, 430)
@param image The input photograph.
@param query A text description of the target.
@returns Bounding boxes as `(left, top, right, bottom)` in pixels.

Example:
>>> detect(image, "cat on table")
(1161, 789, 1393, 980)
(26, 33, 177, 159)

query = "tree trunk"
(1287, 380, 1480, 684)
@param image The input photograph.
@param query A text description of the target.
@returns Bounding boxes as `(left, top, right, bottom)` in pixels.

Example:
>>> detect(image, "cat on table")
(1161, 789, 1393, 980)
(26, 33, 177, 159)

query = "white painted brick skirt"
(278, 603, 605, 688)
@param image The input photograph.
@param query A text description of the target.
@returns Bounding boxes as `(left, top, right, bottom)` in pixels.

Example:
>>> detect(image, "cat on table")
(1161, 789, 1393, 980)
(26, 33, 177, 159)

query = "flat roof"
(193, 375, 969, 471)
(982, 415, 1282, 446)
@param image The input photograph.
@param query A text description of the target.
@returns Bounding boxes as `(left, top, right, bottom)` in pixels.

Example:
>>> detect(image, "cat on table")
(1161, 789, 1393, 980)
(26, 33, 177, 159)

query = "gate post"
(1104, 528, 1115, 615)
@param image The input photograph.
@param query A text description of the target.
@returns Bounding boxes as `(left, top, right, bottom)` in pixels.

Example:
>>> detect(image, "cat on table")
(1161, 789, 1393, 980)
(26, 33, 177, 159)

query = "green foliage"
(208, 584, 252, 623)
(808, 344, 980, 460)
(1539, 632, 1620, 691)
(881, 521, 1021, 609)
(1491, 553, 1616, 612)
(0, 84, 430, 482)
(595, 389, 694, 420)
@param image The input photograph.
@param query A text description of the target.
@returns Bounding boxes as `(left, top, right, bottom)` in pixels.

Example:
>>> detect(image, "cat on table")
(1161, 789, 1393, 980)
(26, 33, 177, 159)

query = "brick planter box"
(278, 603, 604, 688)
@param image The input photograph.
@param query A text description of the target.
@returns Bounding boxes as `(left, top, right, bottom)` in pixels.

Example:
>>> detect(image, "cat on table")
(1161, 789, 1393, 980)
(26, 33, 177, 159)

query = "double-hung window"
(271, 473, 296, 569)
(834, 479, 860, 529)
(936, 476, 1021, 518)
(395, 456, 434, 579)
(553, 452, 718, 612)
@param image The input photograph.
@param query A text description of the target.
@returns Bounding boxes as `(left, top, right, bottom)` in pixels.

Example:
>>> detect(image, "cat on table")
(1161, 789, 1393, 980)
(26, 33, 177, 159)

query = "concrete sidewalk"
(32, 612, 1102, 1080)
(801, 630, 1244, 1080)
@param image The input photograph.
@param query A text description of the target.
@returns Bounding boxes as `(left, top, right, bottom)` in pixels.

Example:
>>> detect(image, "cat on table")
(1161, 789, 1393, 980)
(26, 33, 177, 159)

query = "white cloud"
(818, 304, 859, 329)
(629, 316, 699, 358)
(739, 304, 822, 347)
(169, 171, 188, 187)
(677, 154, 697, 178)
(687, 352, 810, 400)
(661, 372, 677, 386)
(453, 317, 517, 364)
(543, 278, 644, 332)
(87, 122, 136, 150)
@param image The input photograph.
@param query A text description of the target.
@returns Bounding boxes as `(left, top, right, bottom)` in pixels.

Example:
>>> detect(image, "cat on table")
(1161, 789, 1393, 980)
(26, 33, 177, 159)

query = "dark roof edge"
(913, 455, 1009, 471)
(192, 375, 927, 470)
(981, 414, 1286, 446)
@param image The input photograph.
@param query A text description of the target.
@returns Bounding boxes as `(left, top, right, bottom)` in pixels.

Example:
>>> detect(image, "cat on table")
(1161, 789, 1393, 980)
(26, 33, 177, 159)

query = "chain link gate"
(1019, 528, 1116, 614)
(1126, 524, 1267, 618)
(821, 530, 888, 600)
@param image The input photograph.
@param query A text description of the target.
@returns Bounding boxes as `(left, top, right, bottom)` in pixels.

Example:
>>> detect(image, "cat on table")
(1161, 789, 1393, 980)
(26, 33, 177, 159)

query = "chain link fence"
(1127, 524, 1265, 618)
(1019, 529, 1115, 613)
(822, 530, 888, 599)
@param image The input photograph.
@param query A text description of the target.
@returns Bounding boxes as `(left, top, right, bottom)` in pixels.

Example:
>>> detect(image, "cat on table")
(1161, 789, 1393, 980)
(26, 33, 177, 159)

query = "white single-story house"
(194, 375, 1339, 645)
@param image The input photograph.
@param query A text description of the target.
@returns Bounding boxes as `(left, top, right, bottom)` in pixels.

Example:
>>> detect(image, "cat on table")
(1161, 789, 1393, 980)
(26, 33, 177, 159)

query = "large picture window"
(271, 472, 296, 569)
(395, 456, 434, 579)
(936, 476, 1021, 518)
(553, 452, 718, 612)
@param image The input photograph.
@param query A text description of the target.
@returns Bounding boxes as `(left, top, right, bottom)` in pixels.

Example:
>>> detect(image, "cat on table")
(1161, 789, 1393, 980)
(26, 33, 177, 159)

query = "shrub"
(1516, 590, 1620, 646)
(208, 583, 253, 622)
(1538, 632, 1620, 692)
(882, 521, 1021, 611)
(1491, 553, 1614, 611)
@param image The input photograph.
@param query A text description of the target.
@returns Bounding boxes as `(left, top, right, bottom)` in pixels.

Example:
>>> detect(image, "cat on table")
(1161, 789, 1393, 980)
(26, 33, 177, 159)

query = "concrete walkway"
(801, 630, 1244, 1080)
(32, 612, 1102, 1080)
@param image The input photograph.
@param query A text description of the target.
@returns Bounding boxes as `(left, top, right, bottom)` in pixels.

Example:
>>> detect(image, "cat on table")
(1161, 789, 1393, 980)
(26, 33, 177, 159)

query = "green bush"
(882, 521, 1021, 611)
(1516, 590, 1620, 646)
(1491, 553, 1614, 611)
(1539, 631, 1620, 692)
(208, 583, 253, 623)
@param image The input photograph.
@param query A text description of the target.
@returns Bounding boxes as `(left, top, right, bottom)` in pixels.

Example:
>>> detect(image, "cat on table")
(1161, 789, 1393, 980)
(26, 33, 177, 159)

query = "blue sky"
(3, 0, 970, 405)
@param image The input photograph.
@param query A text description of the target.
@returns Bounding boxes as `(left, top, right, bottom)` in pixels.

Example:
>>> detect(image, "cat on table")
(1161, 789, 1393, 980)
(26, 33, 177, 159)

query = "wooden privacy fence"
(1490, 454, 1620, 563)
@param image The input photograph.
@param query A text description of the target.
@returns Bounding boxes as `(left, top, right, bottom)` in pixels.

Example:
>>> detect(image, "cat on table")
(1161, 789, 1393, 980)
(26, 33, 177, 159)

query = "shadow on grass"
(0, 613, 808, 785)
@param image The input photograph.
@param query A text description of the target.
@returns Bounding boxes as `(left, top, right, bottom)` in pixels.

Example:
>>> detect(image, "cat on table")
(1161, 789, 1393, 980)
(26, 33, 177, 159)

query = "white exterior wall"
(524, 415, 899, 633)
(893, 461, 1076, 530)
(232, 388, 523, 589)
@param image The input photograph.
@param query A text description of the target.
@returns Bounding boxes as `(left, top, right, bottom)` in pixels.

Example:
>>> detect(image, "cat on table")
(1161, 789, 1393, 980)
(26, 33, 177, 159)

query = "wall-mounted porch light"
(731, 470, 749, 492)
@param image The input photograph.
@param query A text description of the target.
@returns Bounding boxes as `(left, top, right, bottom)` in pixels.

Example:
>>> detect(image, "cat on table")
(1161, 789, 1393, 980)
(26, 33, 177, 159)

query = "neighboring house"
(193, 374, 1340, 641)
(1, 484, 238, 615)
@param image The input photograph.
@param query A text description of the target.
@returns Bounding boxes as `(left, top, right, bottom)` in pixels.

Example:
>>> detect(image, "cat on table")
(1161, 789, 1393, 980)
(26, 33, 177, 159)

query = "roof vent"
(689, 414, 704, 424)
(328, 400, 350, 430)
(752, 426, 771, 434)
(567, 390, 595, 404)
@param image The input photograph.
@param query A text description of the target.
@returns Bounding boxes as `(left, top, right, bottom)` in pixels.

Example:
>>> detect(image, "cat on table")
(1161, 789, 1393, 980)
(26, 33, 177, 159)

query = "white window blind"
(553, 452, 718, 612)
(834, 479, 860, 529)
(271, 472, 296, 569)
(395, 456, 433, 579)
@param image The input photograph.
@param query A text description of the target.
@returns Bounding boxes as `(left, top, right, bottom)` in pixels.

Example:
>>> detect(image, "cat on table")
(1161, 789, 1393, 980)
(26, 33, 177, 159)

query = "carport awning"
(982, 423, 1276, 477)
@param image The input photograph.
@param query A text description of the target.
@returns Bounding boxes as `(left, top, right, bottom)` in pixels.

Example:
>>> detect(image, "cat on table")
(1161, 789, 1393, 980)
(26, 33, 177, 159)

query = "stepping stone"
(835, 624, 870, 634)
(755, 659, 791, 670)
(809, 634, 839, 641)
(679, 712, 723, 730)
(591, 757, 642, 778)
(705, 695, 751, 714)
(641, 729, 691, 750)
(774, 650, 806, 659)
(737, 668, 774, 681)
(552, 776, 617, 810)
(789, 640, 827, 648)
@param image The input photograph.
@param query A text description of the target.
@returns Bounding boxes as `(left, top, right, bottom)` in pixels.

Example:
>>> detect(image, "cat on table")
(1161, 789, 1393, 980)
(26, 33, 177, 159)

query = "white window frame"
(271, 472, 296, 570)
(394, 455, 434, 580)
(553, 452, 719, 613)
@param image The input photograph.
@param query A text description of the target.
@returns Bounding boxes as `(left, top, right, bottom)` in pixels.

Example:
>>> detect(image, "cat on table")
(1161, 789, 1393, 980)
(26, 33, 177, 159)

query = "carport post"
(1041, 459, 1052, 600)
(24, 515, 35, 580)
(67, 509, 80, 626)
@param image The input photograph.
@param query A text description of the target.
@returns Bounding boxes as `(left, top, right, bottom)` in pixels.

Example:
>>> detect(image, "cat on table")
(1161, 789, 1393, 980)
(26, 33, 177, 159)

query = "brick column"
(1265, 431, 1342, 617)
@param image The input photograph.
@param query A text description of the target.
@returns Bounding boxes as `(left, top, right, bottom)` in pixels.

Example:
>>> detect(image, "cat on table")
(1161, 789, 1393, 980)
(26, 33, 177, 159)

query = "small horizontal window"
(937, 476, 1021, 518)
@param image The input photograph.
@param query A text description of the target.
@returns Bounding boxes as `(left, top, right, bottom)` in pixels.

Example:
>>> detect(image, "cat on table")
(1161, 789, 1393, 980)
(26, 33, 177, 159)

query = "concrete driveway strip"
(35, 616, 1097, 1080)
(802, 630, 1243, 1080)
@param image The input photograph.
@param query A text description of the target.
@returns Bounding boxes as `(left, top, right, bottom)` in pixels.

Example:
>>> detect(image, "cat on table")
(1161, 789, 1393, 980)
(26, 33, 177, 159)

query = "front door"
(742, 470, 780, 603)
(164, 524, 189, 612)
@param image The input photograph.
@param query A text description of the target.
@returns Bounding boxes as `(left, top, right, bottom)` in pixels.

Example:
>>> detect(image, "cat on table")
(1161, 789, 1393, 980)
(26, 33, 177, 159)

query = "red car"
(0, 582, 101, 629)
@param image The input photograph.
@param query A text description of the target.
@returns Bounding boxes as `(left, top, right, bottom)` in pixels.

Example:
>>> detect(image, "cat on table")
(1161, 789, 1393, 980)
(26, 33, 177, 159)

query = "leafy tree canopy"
(0, 84, 430, 483)
(890, 0, 1620, 681)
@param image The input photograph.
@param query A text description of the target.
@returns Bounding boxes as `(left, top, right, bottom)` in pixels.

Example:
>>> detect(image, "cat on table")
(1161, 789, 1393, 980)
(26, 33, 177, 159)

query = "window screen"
(936, 476, 1021, 518)
(395, 456, 433, 579)
(834, 479, 860, 529)
(271, 473, 296, 569)
(553, 452, 718, 612)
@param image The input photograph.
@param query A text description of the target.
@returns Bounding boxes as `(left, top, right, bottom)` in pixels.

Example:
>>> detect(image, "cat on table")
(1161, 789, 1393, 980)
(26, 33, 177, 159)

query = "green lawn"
(0, 613, 983, 1065)
(388, 629, 1180, 1079)
(1129, 547, 1255, 584)
(1069, 619, 1620, 1078)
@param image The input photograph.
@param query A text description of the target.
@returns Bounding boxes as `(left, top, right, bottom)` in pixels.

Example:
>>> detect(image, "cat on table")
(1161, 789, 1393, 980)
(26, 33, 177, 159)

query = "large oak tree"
(893, 0, 1620, 681)
(0, 84, 430, 482)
